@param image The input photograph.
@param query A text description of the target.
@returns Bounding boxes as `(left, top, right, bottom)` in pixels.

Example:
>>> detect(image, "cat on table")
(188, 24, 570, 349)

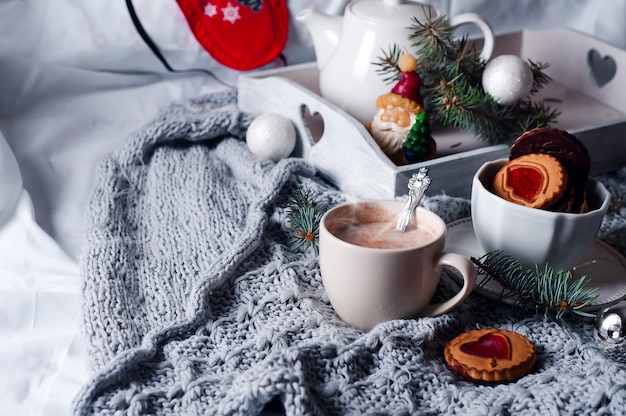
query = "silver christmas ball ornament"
(595, 302, 626, 363)
(482, 55, 534, 106)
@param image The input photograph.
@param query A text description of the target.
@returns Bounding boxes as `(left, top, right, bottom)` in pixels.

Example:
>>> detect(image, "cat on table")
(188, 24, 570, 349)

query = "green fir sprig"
(471, 250, 599, 320)
(374, 11, 560, 144)
(286, 188, 327, 255)
(375, 43, 403, 85)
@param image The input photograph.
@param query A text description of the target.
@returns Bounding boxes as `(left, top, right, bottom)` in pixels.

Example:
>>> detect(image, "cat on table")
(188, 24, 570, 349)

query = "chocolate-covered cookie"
(510, 128, 590, 187)
(510, 128, 590, 212)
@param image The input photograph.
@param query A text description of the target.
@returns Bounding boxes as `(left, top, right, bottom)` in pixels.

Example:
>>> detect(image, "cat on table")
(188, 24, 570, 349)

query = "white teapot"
(296, 0, 495, 126)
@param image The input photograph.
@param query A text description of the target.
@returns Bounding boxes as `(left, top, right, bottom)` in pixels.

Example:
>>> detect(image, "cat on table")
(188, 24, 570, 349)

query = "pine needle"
(471, 250, 599, 320)
(373, 44, 402, 84)
(286, 189, 327, 255)
(529, 59, 552, 93)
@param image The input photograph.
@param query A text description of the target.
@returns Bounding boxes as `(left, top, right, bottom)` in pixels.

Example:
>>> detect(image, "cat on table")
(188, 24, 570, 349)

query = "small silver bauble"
(595, 301, 626, 363)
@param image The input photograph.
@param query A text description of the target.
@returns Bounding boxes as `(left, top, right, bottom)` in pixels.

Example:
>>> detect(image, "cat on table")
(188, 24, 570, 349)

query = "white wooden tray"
(238, 29, 626, 199)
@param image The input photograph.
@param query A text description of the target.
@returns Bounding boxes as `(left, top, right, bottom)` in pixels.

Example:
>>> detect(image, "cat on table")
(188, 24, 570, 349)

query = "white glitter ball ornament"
(482, 55, 533, 105)
(246, 113, 296, 162)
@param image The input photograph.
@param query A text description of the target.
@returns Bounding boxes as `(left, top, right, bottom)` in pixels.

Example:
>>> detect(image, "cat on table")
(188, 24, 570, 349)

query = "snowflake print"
(221, 2, 241, 24)
(204, 3, 217, 17)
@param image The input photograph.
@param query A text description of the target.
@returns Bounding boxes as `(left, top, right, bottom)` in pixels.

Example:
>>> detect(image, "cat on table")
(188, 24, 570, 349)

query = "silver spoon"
(396, 167, 432, 232)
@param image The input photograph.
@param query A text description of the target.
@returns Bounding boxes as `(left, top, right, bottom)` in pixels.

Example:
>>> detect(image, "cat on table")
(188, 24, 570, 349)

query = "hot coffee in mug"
(319, 200, 477, 331)
(333, 217, 437, 249)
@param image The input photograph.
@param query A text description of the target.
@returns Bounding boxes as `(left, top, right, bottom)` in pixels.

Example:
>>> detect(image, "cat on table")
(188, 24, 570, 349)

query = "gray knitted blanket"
(74, 91, 626, 415)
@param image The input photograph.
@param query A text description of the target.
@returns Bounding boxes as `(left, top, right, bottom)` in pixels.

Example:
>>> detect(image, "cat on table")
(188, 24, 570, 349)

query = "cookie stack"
(492, 128, 591, 213)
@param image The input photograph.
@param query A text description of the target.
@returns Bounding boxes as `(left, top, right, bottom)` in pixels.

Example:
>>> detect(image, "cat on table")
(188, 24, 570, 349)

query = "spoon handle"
(396, 167, 431, 232)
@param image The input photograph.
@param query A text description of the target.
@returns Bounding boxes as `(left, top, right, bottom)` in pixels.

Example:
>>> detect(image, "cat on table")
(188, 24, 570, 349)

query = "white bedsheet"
(0, 61, 233, 415)
(0, 188, 84, 415)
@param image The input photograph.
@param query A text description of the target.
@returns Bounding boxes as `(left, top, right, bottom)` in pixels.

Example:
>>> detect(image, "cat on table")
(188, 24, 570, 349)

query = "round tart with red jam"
(444, 328, 536, 383)
(493, 153, 568, 209)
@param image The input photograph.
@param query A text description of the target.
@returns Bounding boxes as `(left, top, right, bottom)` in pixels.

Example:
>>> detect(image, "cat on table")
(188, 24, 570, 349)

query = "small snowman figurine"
(369, 50, 436, 165)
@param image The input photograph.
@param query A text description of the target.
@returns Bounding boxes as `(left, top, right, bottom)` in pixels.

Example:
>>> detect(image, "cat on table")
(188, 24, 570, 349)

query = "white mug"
(319, 200, 477, 331)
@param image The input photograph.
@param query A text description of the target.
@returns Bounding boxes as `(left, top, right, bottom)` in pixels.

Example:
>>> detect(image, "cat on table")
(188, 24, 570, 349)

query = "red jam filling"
(507, 166, 543, 201)
(460, 333, 511, 359)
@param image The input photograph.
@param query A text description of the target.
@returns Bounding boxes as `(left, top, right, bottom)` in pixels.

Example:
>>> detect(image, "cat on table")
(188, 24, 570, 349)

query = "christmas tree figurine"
(402, 110, 436, 163)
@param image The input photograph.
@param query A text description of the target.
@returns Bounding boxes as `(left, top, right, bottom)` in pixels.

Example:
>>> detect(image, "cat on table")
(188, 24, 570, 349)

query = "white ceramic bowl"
(471, 159, 611, 271)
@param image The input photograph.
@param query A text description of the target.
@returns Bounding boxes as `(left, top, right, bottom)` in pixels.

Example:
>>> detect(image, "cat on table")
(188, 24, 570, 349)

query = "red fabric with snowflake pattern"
(176, 0, 289, 70)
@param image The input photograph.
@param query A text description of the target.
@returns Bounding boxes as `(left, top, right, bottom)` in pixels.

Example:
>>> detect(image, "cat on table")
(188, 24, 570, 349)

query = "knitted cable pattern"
(74, 91, 626, 415)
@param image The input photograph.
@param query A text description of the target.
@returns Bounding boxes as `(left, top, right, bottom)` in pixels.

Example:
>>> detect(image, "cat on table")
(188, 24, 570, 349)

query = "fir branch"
(408, 14, 485, 86)
(443, 36, 485, 84)
(471, 250, 599, 320)
(428, 78, 514, 143)
(286, 188, 327, 255)
(373, 44, 403, 85)
(408, 11, 455, 61)
(374, 11, 559, 145)
(514, 100, 561, 133)
(528, 60, 552, 94)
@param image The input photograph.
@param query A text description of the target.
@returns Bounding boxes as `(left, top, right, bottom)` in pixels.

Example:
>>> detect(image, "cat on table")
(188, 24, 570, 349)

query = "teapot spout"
(296, 9, 342, 70)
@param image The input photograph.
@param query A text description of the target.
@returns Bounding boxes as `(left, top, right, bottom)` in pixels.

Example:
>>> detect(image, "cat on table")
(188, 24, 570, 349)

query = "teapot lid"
(348, 0, 437, 24)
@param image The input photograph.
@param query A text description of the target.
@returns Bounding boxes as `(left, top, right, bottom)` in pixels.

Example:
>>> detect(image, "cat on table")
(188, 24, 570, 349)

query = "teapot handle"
(449, 13, 495, 62)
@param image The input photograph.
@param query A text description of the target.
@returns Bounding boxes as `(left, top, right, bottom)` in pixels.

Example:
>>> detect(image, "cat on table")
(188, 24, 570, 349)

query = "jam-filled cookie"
(510, 127, 590, 183)
(444, 328, 536, 383)
(493, 153, 568, 209)
(509, 127, 590, 212)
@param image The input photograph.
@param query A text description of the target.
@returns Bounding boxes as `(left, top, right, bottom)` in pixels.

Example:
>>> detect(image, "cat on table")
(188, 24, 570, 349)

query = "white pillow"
(22, 0, 352, 73)
(28, 0, 206, 72)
